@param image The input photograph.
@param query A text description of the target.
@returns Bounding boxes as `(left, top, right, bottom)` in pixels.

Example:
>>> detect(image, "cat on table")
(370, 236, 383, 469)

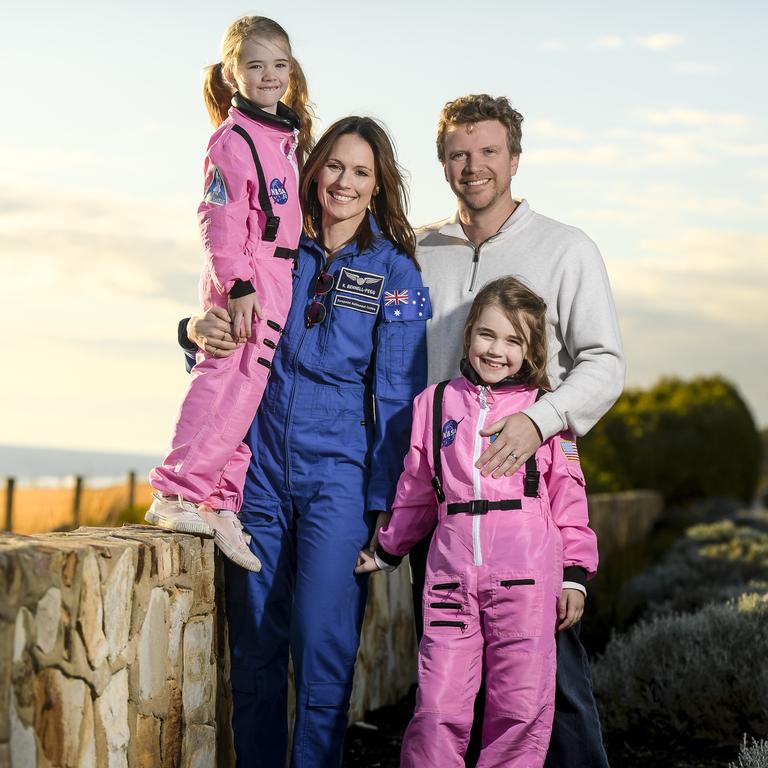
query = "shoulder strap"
(229, 123, 280, 242)
(523, 389, 544, 497)
(431, 380, 450, 503)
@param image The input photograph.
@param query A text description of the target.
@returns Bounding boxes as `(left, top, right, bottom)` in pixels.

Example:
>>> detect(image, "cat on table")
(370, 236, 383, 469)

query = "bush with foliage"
(730, 736, 768, 768)
(620, 510, 768, 621)
(580, 376, 761, 501)
(593, 594, 768, 744)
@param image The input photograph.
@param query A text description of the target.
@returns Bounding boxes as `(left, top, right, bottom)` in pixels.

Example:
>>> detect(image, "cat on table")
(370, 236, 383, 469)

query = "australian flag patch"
(383, 287, 432, 322)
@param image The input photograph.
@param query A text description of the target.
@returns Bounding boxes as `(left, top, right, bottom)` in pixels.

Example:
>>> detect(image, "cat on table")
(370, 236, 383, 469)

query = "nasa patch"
(269, 177, 289, 205)
(336, 268, 385, 301)
(441, 418, 464, 448)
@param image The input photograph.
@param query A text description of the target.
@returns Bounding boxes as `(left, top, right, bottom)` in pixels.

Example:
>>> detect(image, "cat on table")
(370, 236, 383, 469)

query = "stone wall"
(0, 526, 217, 768)
(1, 490, 662, 766)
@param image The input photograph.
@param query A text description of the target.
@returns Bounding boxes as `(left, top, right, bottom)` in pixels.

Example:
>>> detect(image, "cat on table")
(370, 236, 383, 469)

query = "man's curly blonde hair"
(436, 94, 523, 162)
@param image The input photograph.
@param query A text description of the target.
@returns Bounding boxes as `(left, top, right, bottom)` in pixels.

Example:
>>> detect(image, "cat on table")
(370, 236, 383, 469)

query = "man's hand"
(228, 293, 264, 342)
(188, 307, 240, 358)
(477, 412, 542, 478)
(557, 588, 585, 630)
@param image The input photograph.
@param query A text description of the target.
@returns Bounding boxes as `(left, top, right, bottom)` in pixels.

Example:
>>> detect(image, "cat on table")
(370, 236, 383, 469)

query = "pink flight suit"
(150, 106, 301, 511)
(377, 378, 598, 768)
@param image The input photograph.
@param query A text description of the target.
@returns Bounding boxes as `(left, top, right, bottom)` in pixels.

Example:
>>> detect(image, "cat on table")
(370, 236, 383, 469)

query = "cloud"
(636, 33, 685, 51)
(540, 38, 565, 52)
(608, 228, 768, 426)
(526, 119, 586, 143)
(594, 35, 625, 49)
(635, 108, 751, 129)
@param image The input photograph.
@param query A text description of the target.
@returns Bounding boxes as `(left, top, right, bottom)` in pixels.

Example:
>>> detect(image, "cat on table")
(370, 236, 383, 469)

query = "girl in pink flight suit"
(356, 276, 599, 767)
(146, 17, 313, 571)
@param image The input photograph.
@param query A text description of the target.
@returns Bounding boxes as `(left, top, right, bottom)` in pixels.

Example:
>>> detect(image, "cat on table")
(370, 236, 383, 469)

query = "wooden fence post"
(127, 471, 136, 510)
(72, 475, 84, 530)
(4, 477, 14, 532)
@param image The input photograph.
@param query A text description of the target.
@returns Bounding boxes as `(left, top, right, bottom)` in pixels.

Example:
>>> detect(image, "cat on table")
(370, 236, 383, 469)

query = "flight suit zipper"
(471, 386, 489, 565)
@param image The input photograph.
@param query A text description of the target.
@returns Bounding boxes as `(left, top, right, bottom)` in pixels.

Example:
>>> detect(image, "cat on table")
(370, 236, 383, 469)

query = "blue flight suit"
(221, 219, 428, 767)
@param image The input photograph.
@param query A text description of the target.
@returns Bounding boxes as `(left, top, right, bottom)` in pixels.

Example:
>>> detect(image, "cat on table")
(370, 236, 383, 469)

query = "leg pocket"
(491, 570, 544, 638)
(423, 575, 472, 635)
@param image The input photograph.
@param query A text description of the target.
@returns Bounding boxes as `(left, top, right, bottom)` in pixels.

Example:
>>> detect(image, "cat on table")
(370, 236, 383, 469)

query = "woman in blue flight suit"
(184, 116, 428, 767)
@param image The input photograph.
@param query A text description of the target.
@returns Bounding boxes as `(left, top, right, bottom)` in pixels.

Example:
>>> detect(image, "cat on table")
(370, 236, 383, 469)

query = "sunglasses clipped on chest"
(305, 269, 335, 328)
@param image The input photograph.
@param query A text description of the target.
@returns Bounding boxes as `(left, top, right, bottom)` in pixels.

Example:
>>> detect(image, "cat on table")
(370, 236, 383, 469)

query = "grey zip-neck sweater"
(417, 199, 625, 440)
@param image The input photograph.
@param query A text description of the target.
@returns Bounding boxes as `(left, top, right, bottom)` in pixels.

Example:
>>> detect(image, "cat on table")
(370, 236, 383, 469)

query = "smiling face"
(315, 133, 377, 230)
(442, 119, 519, 214)
(229, 36, 290, 113)
(467, 302, 528, 385)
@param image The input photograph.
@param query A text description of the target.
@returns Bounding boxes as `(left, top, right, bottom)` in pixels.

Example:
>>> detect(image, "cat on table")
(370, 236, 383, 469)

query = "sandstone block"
(182, 615, 214, 726)
(137, 588, 169, 711)
(78, 553, 109, 670)
(181, 723, 216, 768)
(95, 668, 129, 768)
(102, 548, 135, 665)
(35, 587, 62, 656)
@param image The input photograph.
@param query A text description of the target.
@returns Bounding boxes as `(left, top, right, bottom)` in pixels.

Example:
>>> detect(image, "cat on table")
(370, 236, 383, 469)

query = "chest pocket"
(312, 287, 381, 373)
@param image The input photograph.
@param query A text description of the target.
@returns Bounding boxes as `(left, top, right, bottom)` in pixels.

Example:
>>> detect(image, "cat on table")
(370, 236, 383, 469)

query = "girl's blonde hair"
(462, 276, 551, 390)
(202, 16, 314, 167)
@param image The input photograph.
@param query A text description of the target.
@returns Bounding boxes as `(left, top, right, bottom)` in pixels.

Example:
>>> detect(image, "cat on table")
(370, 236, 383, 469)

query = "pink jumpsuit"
(376, 378, 598, 768)
(150, 105, 302, 512)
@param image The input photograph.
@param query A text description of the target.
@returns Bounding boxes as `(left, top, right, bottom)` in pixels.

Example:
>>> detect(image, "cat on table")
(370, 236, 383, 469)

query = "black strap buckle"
(468, 499, 489, 515)
(524, 471, 540, 498)
(263, 215, 280, 242)
(431, 476, 445, 504)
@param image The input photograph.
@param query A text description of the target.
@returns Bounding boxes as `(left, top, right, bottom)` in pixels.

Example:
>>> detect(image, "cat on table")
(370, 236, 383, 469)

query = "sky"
(1, 0, 767, 457)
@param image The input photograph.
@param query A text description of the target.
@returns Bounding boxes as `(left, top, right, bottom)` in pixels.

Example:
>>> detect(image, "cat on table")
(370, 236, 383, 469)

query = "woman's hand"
(228, 293, 264, 343)
(477, 412, 542, 478)
(187, 307, 241, 359)
(557, 588, 585, 631)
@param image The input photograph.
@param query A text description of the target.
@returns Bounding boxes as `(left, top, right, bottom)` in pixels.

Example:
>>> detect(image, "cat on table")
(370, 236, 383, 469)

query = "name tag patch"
(333, 294, 379, 315)
(336, 268, 384, 301)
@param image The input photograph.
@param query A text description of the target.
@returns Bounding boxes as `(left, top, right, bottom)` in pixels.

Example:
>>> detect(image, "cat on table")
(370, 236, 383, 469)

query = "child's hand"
(557, 588, 585, 631)
(354, 549, 381, 575)
(228, 293, 264, 342)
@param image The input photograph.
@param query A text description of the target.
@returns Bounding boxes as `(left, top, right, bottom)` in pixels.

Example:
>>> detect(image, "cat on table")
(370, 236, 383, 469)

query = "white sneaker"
(144, 493, 214, 538)
(198, 508, 262, 572)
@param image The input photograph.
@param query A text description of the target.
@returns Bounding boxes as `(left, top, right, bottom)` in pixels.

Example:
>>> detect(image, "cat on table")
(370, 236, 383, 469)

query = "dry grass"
(0, 481, 154, 534)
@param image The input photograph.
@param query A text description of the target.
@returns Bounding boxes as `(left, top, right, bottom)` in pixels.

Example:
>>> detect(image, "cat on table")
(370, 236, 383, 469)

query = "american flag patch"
(560, 440, 580, 462)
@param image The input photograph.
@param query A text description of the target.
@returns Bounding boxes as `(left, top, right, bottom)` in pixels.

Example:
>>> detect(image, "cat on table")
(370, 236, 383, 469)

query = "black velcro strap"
(273, 246, 297, 260)
(230, 124, 280, 242)
(257, 357, 272, 369)
(266, 319, 284, 333)
(524, 454, 540, 497)
(431, 380, 450, 503)
(523, 388, 544, 497)
(447, 499, 522, 516)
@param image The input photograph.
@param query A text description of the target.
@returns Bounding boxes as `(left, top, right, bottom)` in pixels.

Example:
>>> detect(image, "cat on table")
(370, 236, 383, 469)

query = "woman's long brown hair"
(300, 117, 417, 262)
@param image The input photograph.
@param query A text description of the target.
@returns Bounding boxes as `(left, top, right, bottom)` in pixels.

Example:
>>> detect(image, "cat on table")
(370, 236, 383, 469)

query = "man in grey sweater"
(412, 94, 624, 767)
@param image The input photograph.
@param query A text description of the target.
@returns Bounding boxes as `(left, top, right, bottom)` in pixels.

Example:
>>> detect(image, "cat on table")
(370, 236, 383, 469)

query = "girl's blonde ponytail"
(202, 62, 234, 127)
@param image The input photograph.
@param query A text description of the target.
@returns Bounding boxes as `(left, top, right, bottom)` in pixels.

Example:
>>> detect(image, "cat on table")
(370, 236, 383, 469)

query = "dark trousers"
(409, 535, 610, 768)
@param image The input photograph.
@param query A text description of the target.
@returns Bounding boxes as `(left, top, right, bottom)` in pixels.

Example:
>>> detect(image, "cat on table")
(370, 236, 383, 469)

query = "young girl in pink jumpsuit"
(356, 276, 599, 767)
(146, 17, 313, 570)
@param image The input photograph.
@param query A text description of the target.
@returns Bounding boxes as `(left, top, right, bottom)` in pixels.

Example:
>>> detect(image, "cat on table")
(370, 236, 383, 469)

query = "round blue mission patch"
(441, 419, 459, 448)
(269, 178, 289, 205)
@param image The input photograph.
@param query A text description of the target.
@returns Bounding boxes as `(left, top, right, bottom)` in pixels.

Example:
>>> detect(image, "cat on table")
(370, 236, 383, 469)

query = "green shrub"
(730, 736, 768, 768)
(593, 594, 768, 744)
(580, 376, 761, 501)
(620, 510, 768, 621)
